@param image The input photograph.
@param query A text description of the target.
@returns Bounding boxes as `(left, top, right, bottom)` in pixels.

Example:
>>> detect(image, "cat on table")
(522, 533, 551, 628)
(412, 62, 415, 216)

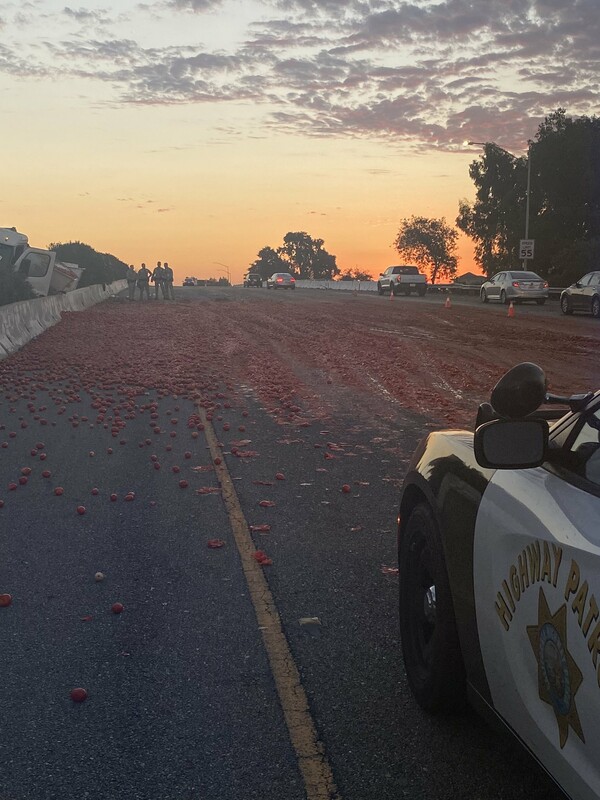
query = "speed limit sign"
(519, 239, 535, 259)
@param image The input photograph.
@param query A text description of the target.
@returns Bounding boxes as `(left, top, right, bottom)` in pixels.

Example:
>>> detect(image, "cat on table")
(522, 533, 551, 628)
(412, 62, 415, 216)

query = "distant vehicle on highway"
(183, 277, 197, 286)
(560, 272, 600, 318)
(377, 265, 427, 296)
(399, 362, 600, 800)
(266, 273, 296, 290)
(480, 271, 548, 305)
(243, 273, 263, 288)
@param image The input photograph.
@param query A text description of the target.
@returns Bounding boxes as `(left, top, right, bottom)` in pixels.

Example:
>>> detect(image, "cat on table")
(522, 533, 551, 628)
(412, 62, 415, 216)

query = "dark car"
(266, 273, 295, 290)
(398, 362, 600, 800)
(560, 271, 600, 318)
(243, 273, 263, 288)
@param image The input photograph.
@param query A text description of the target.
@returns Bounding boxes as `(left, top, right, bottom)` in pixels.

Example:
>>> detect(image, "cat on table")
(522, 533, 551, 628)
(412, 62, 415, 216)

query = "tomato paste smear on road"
(0, 291, 577, 800)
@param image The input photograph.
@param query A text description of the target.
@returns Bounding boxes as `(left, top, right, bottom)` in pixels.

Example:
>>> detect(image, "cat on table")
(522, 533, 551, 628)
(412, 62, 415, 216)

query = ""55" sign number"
(519, 239, 535, 259)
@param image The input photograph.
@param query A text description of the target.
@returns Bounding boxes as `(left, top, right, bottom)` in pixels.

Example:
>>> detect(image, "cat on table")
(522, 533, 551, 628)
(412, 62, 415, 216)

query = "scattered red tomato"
(0, 593, 12, 607)
(77, 505, 86, 515)
(70, 687, 88, 702)
(54, 487, 64, 496)
(111, 602, 124, 614)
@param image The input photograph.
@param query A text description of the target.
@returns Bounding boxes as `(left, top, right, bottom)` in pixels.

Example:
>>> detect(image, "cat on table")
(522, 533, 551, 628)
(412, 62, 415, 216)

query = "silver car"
(480, 270, 548, 305)
(266, 272, 296, 290)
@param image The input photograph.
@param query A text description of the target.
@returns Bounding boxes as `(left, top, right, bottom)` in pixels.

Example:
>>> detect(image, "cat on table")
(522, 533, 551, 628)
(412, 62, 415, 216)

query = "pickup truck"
(377, 265, 427, 296)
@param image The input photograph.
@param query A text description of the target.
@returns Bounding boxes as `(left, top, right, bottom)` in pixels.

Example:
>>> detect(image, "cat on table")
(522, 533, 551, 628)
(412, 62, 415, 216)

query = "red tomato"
(70, 687, 88, 702)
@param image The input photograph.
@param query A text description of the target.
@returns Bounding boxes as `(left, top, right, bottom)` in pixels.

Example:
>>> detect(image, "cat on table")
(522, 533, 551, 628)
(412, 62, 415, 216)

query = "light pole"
(212, 262, 231, 285)
(467, 140, 532, 268)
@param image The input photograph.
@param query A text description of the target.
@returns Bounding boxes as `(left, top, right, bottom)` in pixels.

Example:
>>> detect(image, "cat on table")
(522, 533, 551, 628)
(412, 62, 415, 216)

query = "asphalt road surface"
(2, 285, 592, 800)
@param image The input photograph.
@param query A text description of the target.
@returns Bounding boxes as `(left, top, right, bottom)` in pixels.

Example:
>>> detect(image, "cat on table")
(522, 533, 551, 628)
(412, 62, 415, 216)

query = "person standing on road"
(163, 262, 175, 300)
(137, 263, 151, 301)
(152, 261, 165, 300)
(126, 264, 137, 301)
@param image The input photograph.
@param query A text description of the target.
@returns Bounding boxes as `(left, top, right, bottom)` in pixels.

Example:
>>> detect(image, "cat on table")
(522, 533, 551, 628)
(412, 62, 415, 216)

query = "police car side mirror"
(474, 419, 548, 469)
(490, 362, 547, 419)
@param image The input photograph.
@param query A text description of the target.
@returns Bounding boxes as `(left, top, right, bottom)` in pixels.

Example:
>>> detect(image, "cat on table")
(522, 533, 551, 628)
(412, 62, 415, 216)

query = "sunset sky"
(2, 0, 598, 283)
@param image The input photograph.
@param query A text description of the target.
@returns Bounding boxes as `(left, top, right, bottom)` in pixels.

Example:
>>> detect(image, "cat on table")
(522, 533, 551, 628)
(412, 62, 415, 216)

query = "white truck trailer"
(0, 227, 83, 296)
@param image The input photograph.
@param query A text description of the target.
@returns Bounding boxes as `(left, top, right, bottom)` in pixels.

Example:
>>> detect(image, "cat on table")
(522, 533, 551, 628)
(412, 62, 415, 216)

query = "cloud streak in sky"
(1, 0, 598, 151)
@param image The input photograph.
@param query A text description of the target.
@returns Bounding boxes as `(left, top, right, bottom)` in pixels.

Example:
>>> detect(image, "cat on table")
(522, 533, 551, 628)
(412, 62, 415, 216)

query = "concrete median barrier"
(0, 280, 127, 360)
(295, 279, 378, 292)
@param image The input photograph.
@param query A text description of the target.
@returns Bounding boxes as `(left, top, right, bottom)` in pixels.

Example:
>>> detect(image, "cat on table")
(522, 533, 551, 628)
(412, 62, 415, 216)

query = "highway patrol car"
(398, 363, 600, 800)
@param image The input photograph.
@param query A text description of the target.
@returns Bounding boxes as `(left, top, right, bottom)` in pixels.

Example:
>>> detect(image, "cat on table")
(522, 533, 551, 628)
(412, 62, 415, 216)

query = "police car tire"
(399, 503, 467, 714)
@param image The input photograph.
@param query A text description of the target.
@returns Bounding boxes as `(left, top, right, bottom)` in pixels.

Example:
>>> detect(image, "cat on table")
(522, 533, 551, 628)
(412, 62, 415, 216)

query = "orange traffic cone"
(389, 286, 394, 301)
(444, 295, 452, 309)
(507, 301, 515, 318)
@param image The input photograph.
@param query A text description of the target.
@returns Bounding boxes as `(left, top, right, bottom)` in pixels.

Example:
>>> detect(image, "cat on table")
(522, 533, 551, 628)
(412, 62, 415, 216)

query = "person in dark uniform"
(151, 261, 165, 300)
(137, 263, 151, 301)
(163, 262, 175, 300)
(126, 264, 137, 301)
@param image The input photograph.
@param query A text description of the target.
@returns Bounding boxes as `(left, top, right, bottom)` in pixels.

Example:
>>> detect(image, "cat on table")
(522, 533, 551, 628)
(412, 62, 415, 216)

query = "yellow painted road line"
(198, 406, 340, 800)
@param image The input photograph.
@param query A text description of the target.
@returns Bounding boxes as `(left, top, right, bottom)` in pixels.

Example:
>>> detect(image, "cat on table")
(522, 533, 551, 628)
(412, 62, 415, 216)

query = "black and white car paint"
(398, 365, 600, 800)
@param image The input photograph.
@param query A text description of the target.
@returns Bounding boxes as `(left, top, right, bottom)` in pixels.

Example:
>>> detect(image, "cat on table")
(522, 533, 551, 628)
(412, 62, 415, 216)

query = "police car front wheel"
(399, 503, 466, 713)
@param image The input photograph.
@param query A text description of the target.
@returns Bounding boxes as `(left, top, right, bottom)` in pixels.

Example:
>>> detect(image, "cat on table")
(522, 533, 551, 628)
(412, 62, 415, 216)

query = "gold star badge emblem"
(527, 587, 585, 749)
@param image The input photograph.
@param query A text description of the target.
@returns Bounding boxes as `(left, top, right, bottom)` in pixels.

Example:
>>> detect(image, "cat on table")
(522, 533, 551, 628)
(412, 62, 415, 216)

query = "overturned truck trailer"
(0, 227, 83, 296)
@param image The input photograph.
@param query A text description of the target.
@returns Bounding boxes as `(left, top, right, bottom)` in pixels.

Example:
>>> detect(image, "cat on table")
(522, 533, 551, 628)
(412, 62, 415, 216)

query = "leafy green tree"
(532, 110, 600, 279)
(249, 246, 287, 281)
(457, 109, 600, 282)
(393, 216, 459, 284)
(0, 267, 35, 306)
(338, 268, 373, 281)
(457, 144, 528, 276)
(547, 238, 600, 286)
(278, 232, 339, 279)
(48, 241, 128, 288)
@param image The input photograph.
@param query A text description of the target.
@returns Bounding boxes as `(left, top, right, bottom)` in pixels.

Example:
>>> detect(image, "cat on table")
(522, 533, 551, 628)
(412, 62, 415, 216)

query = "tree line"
(3, 107, 597, 307)
(250, 109, 599, 286)
(457, 108, 600, 285)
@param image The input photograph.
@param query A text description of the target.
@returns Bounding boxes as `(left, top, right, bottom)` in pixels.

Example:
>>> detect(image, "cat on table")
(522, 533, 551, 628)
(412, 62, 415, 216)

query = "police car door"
(473, 403, 600, 800)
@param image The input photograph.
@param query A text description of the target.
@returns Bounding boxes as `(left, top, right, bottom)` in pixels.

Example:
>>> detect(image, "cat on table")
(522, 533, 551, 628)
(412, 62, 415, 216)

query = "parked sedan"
(266, 273, 296, 290)
(480, 271, 549, 305)
(560, 272, 600, 318)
